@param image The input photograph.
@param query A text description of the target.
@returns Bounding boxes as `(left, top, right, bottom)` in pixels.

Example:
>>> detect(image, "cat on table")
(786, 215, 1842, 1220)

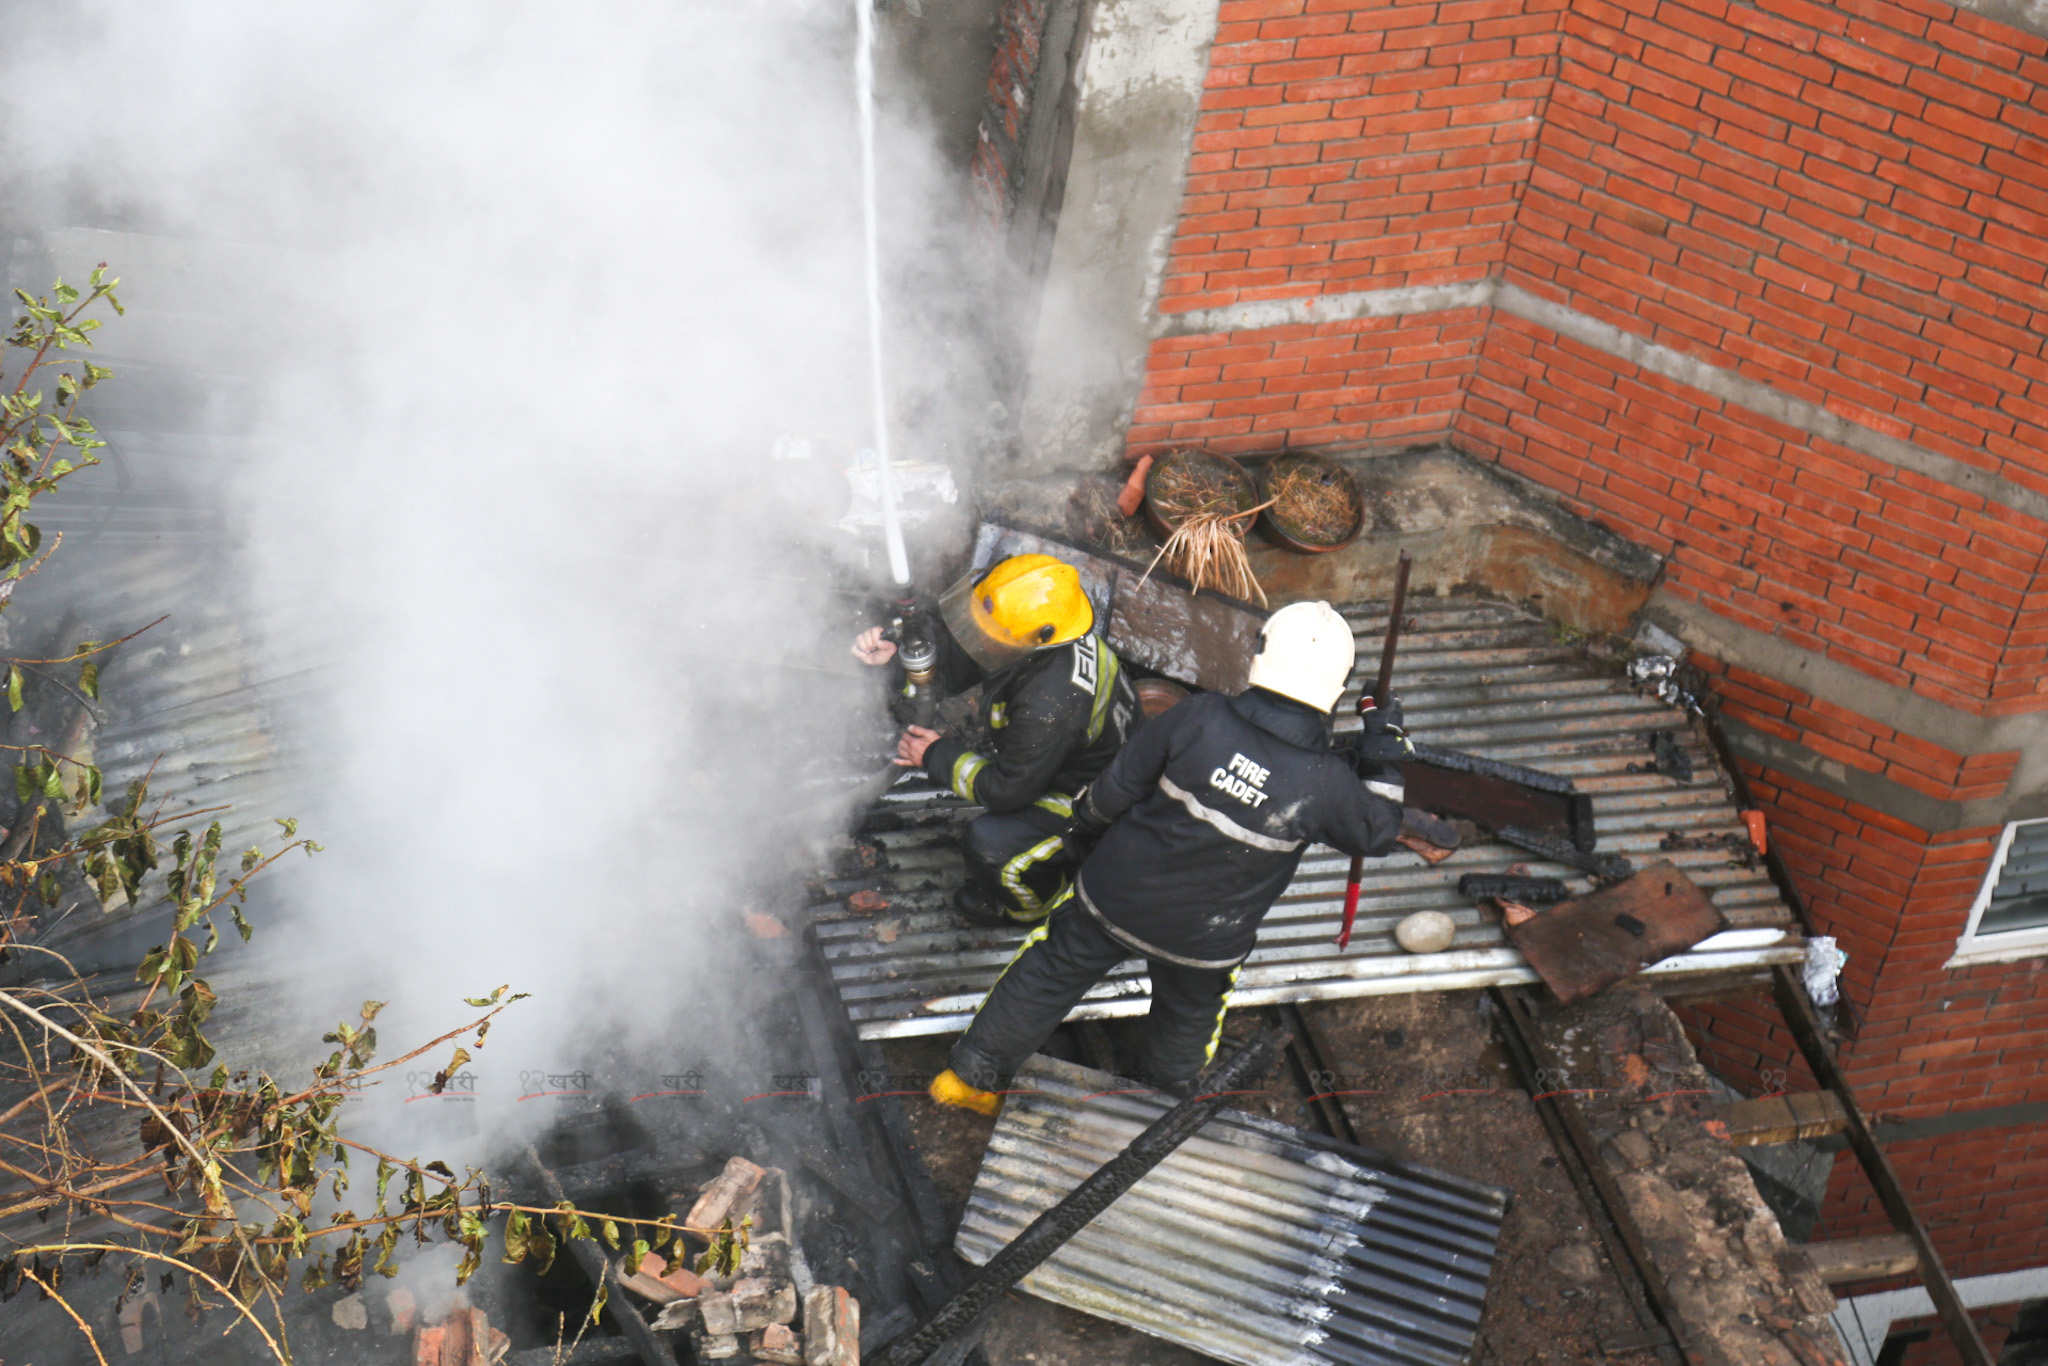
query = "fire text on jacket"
(1210, 752, 1271, 808)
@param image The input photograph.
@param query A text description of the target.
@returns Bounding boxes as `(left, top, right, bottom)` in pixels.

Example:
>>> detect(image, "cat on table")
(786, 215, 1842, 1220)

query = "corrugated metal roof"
(13, 533, 325, 961)
(812, 595, 1805, 1040)
(956, 1054, 1508, 1366)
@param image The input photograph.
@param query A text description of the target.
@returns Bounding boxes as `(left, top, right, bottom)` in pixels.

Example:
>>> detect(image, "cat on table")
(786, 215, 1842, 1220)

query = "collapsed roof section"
(958, 1054, 1507, 1366)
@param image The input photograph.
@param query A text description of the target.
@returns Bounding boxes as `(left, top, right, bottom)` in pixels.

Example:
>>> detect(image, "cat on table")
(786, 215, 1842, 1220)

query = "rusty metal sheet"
(971, 523, 1263, 693)
(1402, 758, 1580, 841)
(1505, 860, 1725, 1004)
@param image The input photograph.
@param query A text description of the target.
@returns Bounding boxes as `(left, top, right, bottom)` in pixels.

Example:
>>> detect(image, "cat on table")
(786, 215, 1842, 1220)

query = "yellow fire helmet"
(937, 554, 1095, 673)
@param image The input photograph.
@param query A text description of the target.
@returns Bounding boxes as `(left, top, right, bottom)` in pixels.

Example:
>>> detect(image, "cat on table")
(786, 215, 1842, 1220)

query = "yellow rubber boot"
(929, 1068, 1002, 1117)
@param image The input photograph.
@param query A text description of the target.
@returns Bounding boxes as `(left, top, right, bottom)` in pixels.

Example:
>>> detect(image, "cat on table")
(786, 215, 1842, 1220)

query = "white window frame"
(1947, 817, 2048, 967)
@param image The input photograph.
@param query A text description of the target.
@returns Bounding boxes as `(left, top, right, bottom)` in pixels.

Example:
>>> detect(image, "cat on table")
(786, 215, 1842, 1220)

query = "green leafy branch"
(0, 265, 734, 1360)
(3, 980, 745, 1346)
(1, 266, 122, 592)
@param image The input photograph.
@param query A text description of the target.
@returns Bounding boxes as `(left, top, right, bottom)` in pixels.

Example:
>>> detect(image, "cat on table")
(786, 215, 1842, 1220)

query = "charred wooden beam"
(1273, 1002, 1359, 1147)
(523, 1147, 675, 1366)
(1403, 755, 1588, 849)
(1798, 1235, 1919, 1287)
(1458, 873, 1569, 904)
(1410, 742, 1577, 795)
(1490, 987, 1698, 1366)
(1718, 1092, 1847, 1147)
(1498, 824, 1633, 882)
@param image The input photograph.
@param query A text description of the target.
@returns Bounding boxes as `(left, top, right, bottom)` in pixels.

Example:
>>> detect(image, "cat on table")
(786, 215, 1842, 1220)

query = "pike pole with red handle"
(1337, 550, 1411, 950)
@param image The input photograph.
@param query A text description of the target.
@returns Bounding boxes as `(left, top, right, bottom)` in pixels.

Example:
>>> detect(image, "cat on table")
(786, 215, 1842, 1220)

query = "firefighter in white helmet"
(928, 600, 1409, 1115)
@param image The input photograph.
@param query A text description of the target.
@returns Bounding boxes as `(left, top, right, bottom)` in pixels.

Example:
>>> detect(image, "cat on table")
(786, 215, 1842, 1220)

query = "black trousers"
(961, 806, 1076, 922)
(949, 899, 1239, 1091)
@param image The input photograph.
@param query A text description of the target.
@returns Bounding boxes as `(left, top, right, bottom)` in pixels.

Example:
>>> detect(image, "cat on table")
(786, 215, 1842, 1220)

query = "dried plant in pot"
(1257, 451, 1365, 553)
(1140, 448, 1259, 539)
(1139, 449, 1269, 604)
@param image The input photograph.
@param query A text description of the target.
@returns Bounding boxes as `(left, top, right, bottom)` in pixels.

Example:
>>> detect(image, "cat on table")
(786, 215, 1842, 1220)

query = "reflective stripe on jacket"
(1075, 687, 1402, 967)
(923, 633, 1137, 814)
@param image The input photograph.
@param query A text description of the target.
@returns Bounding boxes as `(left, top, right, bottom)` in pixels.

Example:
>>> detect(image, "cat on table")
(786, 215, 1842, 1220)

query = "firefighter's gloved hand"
(1354, 695, 1413, 765)
(1062, 790, 1112, 860)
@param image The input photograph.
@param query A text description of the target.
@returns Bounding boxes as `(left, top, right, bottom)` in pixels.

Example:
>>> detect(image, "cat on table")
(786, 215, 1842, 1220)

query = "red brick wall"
(1823, 1119, 2048, 1276)
(1162, 0, 1566, 315)
(1679, 759, 2048, 1110)
(1510, 0, 2048, 503)
(1457, 309, 2048, 712)
(1676, 752, 2048, 1270)
(1088, 0, 2048, 1292)
(1674, 764, 2048, 1281)
(1694, 660, 2019, 808)
(1485, 0, 2048, 711)
(1129, 307, 1485, 455)
(1122, 0, 2048, 715)
(969, 0, 1052, 226)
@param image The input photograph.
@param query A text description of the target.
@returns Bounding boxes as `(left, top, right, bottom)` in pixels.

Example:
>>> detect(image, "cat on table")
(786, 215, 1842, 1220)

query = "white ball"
(1395, 910, 1457, 954)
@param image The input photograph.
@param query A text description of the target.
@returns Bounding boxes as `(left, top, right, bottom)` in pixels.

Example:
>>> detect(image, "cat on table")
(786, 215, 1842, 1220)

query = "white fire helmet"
(1246, 600, 1356, 713)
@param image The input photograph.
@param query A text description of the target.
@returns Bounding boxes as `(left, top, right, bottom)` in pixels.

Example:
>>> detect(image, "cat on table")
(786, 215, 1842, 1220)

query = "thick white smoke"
(0, 4, 982, 1140)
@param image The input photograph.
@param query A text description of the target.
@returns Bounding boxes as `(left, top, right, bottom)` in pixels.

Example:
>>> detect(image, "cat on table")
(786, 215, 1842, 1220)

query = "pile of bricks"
(406, 1300, 511, 1366)
(622, 1156, 860, 1366)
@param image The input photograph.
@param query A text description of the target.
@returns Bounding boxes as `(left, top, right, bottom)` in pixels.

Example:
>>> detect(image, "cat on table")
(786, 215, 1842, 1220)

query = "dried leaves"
(1266, 461, 1358, 545)
(1144, 505, 1271, 606)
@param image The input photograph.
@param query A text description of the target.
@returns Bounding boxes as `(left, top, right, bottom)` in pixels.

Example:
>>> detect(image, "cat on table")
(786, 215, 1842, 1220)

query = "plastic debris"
(1626, 654, 1703, 715)
(1803, 936, 1848, 1007)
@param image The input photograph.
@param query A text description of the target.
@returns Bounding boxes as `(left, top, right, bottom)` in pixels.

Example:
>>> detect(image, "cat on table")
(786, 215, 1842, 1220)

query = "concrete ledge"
(1156, 279, 1494, 338)
(1950, 0, 2048, 43)
(1719, 715, 2048, 834)
(1720, 1090, 1848, 1146)
(1799, 1235, 1919, 1288)
(1248, 445, 1665, 636)
(1646, 591, 2048, 823)
(1492, 284, 2048, 527)
(1834, 1262, 2048, 1366)
(1130, 276, 2048, 528)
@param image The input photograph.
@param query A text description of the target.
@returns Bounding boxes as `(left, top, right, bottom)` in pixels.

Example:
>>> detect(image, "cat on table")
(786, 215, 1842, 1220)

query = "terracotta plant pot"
(1140, 448, 1260, 542)
(1256, 451, 1365, 553)
(1133, 677, 1191, 718)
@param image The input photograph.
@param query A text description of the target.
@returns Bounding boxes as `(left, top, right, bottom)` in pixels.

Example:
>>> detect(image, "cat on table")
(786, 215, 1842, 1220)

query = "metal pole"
(1769, 965, 1993, 1366)
(1372, 550, 1412, 714)
(1339, 552, 1411, 949)
(875, 1029, 1290, 1366)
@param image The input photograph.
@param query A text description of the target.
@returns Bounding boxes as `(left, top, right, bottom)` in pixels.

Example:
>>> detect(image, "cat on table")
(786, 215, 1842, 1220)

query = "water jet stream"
(854, 0, 909, 587)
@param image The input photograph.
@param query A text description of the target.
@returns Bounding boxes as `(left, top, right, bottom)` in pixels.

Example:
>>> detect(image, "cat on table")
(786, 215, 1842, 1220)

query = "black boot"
(953, 884, 1009, 927)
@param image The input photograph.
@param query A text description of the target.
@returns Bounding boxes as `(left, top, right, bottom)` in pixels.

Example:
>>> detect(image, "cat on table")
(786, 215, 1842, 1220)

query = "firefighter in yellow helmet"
(853, 555, 1138, 926)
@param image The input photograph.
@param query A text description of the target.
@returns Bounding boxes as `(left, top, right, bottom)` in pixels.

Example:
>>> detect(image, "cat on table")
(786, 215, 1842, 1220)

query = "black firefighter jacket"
(1074, 686, 1404, 968)
(922, 633, 1138, 815)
